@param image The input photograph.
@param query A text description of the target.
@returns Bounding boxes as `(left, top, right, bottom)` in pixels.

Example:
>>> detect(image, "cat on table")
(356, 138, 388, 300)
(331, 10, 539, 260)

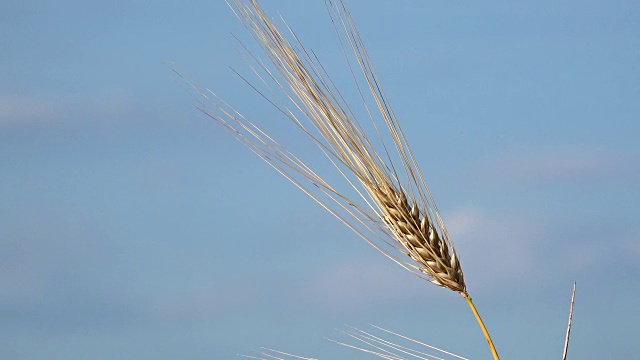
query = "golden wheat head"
(178, 0, 467, 295)
(175, 0, 499, 357)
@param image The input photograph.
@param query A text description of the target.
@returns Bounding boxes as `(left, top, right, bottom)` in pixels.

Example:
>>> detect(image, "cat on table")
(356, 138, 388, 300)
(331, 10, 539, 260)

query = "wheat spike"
(230, 0, 464, 293)
(175, 0, 498, 358)
(374, 186, 465, 292)
(179, 0, 468, 295)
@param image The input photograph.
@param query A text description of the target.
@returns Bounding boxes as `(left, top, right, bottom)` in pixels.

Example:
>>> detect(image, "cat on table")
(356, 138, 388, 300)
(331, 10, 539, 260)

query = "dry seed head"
(178, 0, 467, 295)
(370, 184, 465, 293)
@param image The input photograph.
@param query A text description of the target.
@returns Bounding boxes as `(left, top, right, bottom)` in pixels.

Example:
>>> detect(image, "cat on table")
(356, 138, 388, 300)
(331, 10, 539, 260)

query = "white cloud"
(0, 95, 67, 124)
(302, 260, 427, 312)
(299, 206, 552, 306)
(445, 207, 541, 291)
(0, 94, 138, 125)
(486, 147, 637, 184)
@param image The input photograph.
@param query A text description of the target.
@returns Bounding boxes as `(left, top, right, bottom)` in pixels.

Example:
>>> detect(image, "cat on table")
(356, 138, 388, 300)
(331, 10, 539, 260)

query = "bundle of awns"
(174, 1, 577, 359)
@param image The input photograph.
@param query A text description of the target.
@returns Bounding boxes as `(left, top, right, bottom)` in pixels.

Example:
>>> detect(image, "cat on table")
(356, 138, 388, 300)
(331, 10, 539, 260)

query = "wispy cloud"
(0, 95, 66, 124)
(0, 94, 139, 125)
(446, 207, 541, 291)
(298, 206, 552, 307)
(446, 204, 639, 291)
(302, 260, 425, 312)
(485, 147, 638, 185)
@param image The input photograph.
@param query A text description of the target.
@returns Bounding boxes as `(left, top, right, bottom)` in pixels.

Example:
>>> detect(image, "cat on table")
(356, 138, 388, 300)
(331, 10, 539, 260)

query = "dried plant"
(332, 325, 470, 360)
(174, 0, 499, 358)
(241, 325, 468, 360)
(240, 348, 318, 360)
(561, 282, 577, 360)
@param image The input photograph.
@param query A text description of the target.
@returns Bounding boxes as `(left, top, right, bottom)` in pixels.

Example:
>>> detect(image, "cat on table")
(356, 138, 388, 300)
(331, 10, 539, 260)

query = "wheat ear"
(176, 0, 499, 358)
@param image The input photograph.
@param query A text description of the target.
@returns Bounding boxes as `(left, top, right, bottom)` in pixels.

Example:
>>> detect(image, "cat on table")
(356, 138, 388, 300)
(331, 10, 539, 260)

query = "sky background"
(2, 0, 639, 359)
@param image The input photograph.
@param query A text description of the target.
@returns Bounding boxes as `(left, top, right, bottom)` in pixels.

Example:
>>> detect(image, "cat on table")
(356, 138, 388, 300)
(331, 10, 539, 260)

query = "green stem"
(463, 293, 500, 360)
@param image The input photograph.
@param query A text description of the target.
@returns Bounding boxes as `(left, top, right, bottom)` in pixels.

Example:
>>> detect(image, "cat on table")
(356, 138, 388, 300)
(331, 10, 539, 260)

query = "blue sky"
(1, 0, 639, 359)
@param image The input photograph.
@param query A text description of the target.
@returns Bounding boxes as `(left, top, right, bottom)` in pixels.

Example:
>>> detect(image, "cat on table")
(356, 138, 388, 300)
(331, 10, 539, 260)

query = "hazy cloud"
(300, 207, 555, 305)
(446, 207, 541, 291)
(302, 260, 425, 312)
(0, 94, 139, 125)
(0, 95, 66, 124)
(486, 147, 638, 185)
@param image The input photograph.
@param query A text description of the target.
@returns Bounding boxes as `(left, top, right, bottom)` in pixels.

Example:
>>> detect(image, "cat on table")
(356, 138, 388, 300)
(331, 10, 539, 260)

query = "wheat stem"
(463, 294, 500, 360)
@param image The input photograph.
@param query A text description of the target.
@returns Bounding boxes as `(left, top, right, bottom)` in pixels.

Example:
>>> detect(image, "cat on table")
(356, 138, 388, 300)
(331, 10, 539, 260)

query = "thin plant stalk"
(562, 282, 576, 360)
(464, 295, 500, 360)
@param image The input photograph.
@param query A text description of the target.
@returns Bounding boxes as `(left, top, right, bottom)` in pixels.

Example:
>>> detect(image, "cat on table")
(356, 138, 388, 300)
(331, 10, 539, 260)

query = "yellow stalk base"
(463, 294, 500, 360)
